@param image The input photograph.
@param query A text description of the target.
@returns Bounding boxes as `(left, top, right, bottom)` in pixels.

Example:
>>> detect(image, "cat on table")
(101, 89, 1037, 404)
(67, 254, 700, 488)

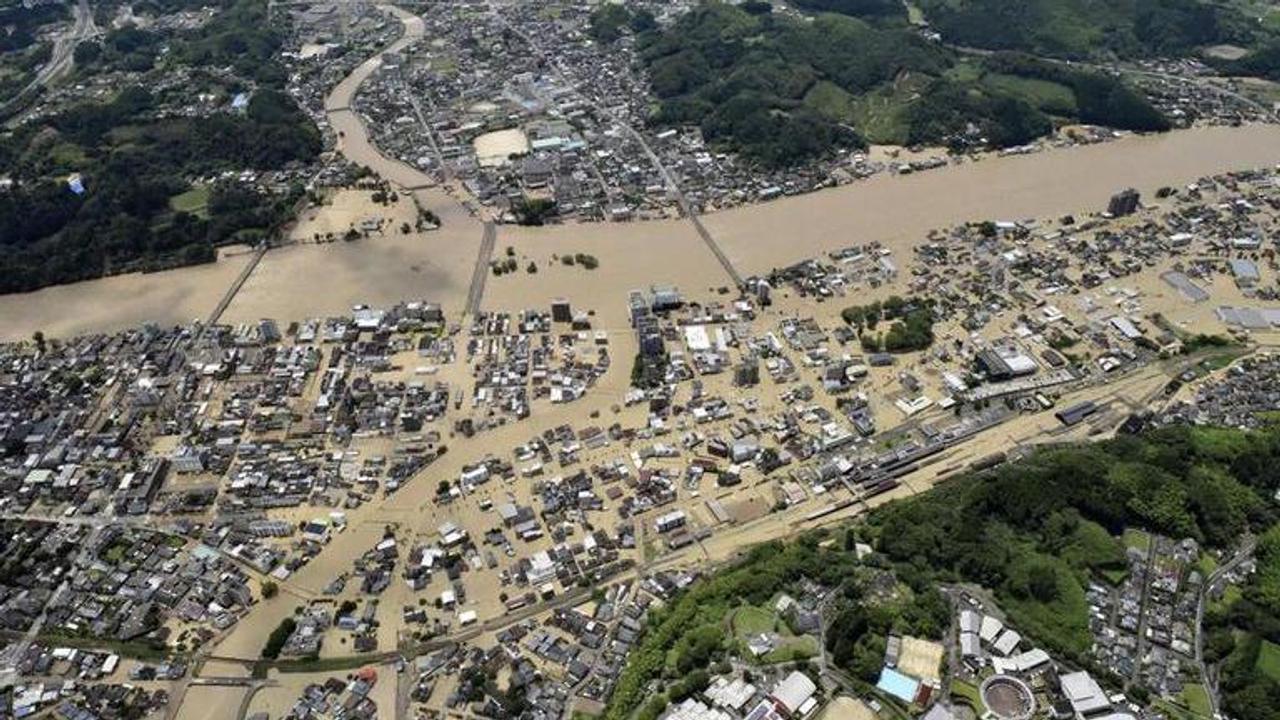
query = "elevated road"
(465, 221, 496, 316)
(1, 0, 99, 117)
(204, 242, 268, 332)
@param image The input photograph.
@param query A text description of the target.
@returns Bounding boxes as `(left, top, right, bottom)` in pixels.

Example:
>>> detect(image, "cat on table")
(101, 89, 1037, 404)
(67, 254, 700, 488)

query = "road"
(1, 0, 98, 116)
(232, 679, 274, 720)
(1129, 534, 1160, 687)
(464, 222, 496, 316)
(1196, 535, 1256, 718)
(406, 94, 453, 183)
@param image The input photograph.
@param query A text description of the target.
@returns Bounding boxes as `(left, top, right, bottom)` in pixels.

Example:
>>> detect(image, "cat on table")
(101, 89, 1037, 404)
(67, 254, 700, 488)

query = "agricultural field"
(170, 186, 213, 219)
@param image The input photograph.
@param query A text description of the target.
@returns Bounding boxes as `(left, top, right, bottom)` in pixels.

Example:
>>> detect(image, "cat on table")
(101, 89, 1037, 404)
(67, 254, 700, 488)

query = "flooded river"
(2, 2, 1280, 341)
(710, 123, 1280, 276)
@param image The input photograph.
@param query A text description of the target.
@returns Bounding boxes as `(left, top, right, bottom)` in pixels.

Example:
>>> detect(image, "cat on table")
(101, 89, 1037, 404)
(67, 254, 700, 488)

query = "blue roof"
(877, 667, 920, 703)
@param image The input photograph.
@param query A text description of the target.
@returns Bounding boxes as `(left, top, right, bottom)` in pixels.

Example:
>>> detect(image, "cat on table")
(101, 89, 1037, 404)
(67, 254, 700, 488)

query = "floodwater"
(220, 188, 479, 323)
(0, 251, 252, 340)
(3, 0, 1280, 341)
(708, 124, 1280, 279)
(173, 686, 246, 720)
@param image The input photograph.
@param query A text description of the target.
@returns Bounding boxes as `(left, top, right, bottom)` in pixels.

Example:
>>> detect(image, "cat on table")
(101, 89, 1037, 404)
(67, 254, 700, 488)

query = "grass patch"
(904, 1, 925, 25)
(983, 73, 1077, 115)
(1211, 584, 1243, 616)
(430, 55, 459, 75)
(804, 80, 857, 123)
(729, 603, 818, 665)
(1176, 684, 1213, 718)
(1188, 426, 1257, 462)
(1003, 557, 1092, 656)
(730, 605, 777, 636)
(1156, 698, 1202, 720)
(272, 653, 387, 673)
(1100, 567, 1129, 585)
(950, 679, 986, 714)
(1059, 519, 1126, 576)
(943, 59, 983, 84)
(1257, 639, 1280, 683)
(1199, 350, 1247, 373)
(1197, 552, 1219, 579)
(48, 142, 88, 169)
(848, 75, 931, 145)
(761, 635, 819, 663)
(1122, 528, 1152, 553)
(170, 186, 212, 219)
(37, 633, 177, 662)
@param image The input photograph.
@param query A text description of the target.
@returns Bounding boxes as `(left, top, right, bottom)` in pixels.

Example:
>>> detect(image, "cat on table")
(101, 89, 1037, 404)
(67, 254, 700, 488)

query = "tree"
(261, 617, 297, 659)
(261, 581, 279, 599)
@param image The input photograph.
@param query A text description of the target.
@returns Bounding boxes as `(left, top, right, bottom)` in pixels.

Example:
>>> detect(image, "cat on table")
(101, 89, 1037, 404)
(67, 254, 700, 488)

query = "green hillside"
(914, 0, 1268, 59)
(636, 2, 1170, 161)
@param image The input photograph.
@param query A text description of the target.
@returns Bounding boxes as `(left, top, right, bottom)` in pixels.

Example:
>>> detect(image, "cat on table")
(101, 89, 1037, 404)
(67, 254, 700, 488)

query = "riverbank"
(3, 122, 1278, 341)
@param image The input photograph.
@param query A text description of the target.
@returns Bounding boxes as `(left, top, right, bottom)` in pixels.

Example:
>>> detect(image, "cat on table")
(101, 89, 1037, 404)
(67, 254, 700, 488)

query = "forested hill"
(628, 2, 1170, 167)
(871, 425, 1280, 720)
(0, 0, 319, 295)
(912, 0, 1280, 66)
(602, 424, 1280, 720)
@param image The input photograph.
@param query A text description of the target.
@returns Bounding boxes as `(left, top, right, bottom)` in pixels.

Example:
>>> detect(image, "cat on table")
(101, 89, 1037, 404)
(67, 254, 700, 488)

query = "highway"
(1, 0, 98, 116)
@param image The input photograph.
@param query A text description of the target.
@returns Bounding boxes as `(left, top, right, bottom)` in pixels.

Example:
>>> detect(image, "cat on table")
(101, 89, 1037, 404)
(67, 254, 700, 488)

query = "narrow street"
(1196, 535, 1256, 717)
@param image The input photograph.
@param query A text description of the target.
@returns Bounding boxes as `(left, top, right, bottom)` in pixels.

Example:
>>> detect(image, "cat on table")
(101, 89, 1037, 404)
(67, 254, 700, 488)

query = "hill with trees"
(912, 0, 1268, 60)
(0, 0, 320, 295)
(1205, 521, 1280, 718)
(0, 84, 318, 294)
(635, 1, 1170, 163)
(869, 424, 1280, 720)
(604, 424, 1280, 720)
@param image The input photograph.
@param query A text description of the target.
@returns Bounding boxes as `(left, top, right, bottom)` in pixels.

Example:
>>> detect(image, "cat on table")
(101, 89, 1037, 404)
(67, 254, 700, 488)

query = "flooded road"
(324, 5, 475, 228)
(2, 2, 1280, 341)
